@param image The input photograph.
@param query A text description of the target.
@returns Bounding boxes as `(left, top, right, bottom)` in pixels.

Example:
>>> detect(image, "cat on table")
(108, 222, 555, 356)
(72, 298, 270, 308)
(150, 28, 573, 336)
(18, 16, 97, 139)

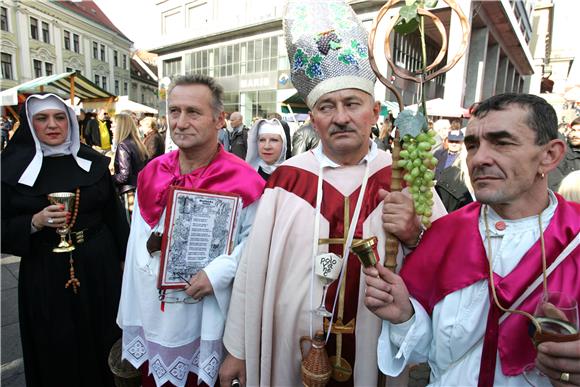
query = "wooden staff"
(367, 1, 470, 385)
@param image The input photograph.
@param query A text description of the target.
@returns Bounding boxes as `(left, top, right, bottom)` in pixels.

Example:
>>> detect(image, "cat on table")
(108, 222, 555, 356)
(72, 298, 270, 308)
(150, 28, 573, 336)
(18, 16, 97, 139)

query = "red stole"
(269, 163, 392, 387)
(137, 145, 265, 228)
(400, 195, 580, 383)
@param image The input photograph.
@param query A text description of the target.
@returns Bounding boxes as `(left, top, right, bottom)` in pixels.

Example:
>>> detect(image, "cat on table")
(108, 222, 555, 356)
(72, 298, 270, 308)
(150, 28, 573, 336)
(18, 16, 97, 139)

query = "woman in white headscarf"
(1, 93, 129, 387)
(245, 118, 288, 181)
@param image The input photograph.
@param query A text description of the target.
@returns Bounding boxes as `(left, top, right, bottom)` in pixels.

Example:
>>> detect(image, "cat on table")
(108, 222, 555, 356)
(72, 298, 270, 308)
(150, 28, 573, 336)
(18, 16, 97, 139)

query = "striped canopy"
(0, 71, 115, 106)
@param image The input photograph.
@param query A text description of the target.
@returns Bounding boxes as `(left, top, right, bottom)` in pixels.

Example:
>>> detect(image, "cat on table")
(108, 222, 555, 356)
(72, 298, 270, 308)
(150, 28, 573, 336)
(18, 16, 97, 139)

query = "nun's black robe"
(1, 105, 129, 387)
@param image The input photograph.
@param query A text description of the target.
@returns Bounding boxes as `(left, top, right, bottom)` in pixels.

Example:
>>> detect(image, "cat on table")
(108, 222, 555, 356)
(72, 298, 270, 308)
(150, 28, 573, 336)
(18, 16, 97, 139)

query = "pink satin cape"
(400, 194, 580, 377)
(137, 145, 265, 228)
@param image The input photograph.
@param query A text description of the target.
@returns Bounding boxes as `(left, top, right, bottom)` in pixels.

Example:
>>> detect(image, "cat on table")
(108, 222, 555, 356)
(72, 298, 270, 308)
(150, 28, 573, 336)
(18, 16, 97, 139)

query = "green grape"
(398, 130, 438, 230)
(415, 204, 425, 216)
(418, 142, 431, 151)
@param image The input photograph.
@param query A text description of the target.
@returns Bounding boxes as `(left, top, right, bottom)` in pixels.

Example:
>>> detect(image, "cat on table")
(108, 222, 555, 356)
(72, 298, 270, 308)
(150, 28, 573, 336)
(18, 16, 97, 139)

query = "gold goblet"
(47, 192, 76, 253)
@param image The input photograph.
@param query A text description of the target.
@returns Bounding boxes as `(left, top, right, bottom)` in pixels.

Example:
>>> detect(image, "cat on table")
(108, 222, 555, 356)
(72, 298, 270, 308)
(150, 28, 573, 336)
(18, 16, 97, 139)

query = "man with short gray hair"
(117, 74, 265, 387)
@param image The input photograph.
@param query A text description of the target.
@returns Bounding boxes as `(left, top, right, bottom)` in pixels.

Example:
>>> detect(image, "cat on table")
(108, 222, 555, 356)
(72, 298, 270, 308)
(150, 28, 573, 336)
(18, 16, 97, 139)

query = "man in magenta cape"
(117, 74, 264, 387)
(363, 93, 580, 386)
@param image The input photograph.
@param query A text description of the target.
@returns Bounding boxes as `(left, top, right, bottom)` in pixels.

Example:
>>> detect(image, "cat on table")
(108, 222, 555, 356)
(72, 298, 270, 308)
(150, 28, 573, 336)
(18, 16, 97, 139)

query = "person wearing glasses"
(116, 74, 265, 387)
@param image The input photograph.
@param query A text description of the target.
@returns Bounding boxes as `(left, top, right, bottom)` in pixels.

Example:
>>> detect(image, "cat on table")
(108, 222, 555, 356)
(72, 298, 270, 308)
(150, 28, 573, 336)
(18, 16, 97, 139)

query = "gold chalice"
(48, 192, 76, 253)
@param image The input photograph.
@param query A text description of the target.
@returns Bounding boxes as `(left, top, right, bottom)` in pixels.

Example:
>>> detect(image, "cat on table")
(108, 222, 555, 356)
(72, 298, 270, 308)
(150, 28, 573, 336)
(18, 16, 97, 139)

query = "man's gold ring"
(560, 372, 570, 382)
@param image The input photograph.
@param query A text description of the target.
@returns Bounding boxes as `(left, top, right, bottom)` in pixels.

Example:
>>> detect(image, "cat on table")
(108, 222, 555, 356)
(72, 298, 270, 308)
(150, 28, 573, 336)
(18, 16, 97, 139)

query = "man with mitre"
(117, 74, 265, 387)
(219, 1, 446, 386)
(364, 93, 580, 386)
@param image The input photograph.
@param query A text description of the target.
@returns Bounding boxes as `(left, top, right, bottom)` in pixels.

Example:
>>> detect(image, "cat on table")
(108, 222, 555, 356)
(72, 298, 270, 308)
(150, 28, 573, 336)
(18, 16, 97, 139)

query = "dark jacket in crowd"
(143, 130, 165, 160)
(435, 165, 473, 213)
(113, 138, 148, 195)
(230, 125, 249, 159)
(291, 122, 319, 156)
(83, 116, 101, 147)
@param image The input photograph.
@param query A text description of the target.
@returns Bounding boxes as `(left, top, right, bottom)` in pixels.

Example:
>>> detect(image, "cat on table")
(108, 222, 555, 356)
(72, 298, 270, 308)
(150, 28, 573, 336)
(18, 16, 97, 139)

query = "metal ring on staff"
(231, 378, 241, 387)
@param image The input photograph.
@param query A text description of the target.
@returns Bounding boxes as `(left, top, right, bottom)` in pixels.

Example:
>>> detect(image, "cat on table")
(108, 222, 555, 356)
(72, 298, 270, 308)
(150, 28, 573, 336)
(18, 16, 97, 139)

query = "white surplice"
(378, 192, 559, 386)
(117, 194, 259, 387)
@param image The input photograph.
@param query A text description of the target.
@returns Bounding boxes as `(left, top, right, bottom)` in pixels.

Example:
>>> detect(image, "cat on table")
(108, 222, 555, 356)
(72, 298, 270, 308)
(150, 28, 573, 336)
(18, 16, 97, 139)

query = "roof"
(53, 1, 132, 43)
(0, 71, 115, 106)
(130, 58, 157, 86)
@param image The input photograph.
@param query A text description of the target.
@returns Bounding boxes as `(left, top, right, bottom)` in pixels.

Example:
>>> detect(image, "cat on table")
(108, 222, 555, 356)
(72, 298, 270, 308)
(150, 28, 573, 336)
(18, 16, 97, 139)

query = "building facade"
(131, 50, 159, 110)
(152, 0, 535, 123)
(0, 0, 132, 97)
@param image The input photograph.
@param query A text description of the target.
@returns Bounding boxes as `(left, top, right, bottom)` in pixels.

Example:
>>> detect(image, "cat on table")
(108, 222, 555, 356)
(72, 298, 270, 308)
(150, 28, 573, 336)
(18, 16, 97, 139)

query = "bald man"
(229, 111, 248, 159)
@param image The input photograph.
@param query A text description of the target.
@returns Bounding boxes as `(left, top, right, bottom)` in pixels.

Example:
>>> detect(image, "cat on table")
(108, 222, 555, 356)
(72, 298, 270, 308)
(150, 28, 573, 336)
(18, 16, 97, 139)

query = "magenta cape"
(400, 194, 580, 376)
(137, 145, 265, 228)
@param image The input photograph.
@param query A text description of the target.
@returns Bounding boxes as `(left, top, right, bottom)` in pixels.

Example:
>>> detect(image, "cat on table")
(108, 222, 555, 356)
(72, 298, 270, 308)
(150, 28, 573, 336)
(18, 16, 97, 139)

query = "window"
(66, 67, 73, 73)
(1, 7, 8, 32)
(102, 76, 107, 90)
(93, 42, 98, 59)
(64, 30, 70, 50)
(45, 62, 53, 76)
(30, 17, 38, 40)
(114, 80, 119, 95)
(163, 57, 182, 77)
(33, 59, 42, 77)
(100, 44, 106, 61)
(122, 54, 127, 69)
(42, 21, 49, 43)
(1, 53, 13, 80)
(73, 34, 80, 53)
(124, 81, 128, 95)
(113, 50, 118, 67)
(94, 74, 100, 86)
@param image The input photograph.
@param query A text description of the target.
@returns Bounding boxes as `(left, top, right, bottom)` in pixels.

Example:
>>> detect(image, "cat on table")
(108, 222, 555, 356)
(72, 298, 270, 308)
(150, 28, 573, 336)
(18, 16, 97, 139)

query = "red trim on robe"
(266, 163, 393, 386)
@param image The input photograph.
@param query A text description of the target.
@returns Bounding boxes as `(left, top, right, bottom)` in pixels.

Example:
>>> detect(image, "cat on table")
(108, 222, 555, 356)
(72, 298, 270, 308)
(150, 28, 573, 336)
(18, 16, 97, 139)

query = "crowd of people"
(1, 1, 579, 387)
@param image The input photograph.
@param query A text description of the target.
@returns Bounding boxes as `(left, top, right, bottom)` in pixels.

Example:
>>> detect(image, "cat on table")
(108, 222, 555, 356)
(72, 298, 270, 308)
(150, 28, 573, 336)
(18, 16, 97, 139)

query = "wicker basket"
(300, 331, 331, 387)
(108, 338, 141, 387)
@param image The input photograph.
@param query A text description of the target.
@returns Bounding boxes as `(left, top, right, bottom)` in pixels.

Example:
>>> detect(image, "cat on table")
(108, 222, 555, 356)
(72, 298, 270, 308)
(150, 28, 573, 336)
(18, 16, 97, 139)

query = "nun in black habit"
(1, 93, 129, 387)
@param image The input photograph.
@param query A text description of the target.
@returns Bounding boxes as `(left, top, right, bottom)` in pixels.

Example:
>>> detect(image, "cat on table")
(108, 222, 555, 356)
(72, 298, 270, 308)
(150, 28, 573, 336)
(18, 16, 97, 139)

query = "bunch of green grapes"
(397, 129, 438, 228)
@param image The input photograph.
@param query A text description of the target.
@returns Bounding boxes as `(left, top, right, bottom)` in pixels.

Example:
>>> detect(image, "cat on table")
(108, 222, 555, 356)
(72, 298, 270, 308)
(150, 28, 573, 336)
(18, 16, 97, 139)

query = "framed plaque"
(157, 186, 242, 289)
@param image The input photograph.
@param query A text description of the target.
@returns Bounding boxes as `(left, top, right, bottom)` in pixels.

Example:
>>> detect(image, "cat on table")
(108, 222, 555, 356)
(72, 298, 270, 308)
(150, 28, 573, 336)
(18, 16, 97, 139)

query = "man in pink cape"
(117, 74, 265, 387)
(218, 1, 446, 386)
(363, 93, 580, 386)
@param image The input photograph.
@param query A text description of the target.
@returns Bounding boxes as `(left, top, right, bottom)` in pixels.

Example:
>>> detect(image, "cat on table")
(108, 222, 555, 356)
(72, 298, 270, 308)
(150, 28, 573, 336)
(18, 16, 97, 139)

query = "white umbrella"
(406, 98, 469, 118)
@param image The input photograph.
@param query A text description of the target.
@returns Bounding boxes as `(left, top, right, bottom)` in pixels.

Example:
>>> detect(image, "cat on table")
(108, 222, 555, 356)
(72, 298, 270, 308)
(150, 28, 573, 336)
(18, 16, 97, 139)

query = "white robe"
(224, 144, 446, 386)
(378, 192, 559, 386)
(117, 195, 259, 387)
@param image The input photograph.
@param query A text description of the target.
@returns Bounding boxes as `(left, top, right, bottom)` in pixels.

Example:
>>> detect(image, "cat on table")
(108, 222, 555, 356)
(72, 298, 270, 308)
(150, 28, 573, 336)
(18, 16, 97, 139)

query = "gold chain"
(483, 206, 545, 333)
